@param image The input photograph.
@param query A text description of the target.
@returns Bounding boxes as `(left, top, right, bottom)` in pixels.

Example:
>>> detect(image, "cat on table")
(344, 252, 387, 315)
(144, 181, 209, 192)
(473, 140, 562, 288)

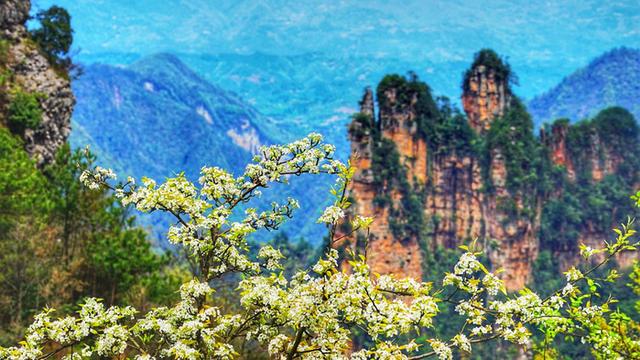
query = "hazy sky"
(33, 0, 639, 63)
(30, 0, 640, 102)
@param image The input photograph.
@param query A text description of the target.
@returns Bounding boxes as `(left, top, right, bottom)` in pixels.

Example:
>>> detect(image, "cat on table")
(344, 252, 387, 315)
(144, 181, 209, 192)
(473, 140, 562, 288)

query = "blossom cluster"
(3, 135, 639, 360)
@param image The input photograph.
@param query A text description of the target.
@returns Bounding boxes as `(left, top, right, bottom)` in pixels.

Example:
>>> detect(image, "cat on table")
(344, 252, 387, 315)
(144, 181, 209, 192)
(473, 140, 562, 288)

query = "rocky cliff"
(462, 50, 512, 134)
(0, 0, 74, 166)
(343, 49, 639, 290)
(539, 108, 639, 270)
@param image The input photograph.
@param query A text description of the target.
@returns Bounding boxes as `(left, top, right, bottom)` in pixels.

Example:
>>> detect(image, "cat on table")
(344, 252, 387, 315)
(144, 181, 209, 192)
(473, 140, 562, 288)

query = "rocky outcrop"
(542, 117, 625, 183)
(343, 58, 532, 288)
(0, 0, 74, 166)
(426, 154, 484, 249)
(348, 88, 375, 183)
(0, 0, 30, 36)
(11, 42, 75, 166)
(378, 86, 428, 185)
(540, 114, 636, 272)
(588, 133, 622, 182)
(342, 88, 424, 280)
(343, 51, 637, 291)
(485, 195, 540, 289)
(462, 64, 511, 134)
(541, 121, 576, 180)
(432, 55, 538, 289)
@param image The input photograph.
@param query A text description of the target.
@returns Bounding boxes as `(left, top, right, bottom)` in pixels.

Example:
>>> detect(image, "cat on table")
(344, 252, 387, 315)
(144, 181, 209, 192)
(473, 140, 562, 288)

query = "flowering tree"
(1, 134, 639, 360)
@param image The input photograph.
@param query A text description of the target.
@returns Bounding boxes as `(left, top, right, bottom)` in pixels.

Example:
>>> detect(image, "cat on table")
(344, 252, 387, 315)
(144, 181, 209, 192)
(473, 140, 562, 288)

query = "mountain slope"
(70, 54, 330, 243)
(71, 53, 278, 179)
(179, 53, 469, 154)
(529, 47, 640, 126)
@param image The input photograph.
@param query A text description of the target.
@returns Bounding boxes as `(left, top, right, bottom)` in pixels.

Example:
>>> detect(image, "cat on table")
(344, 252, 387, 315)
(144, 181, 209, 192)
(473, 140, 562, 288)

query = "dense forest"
(529, 47, 640, 128)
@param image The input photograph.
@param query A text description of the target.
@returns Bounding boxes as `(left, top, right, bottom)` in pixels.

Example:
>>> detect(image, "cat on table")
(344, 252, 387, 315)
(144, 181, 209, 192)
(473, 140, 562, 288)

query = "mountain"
(34, 0, 640, 98)
(340, 50, 640, 290)
(529, 47, 640, 127)
(32, 0, 640, 154)
(72, 53, 276, 178)
(70, 54, 332, 244)
(83, 51, 581, 159)
(177, 53, 469, 154)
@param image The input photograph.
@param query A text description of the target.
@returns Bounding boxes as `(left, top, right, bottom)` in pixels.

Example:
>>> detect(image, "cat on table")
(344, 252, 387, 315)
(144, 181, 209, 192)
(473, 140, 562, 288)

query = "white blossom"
(4, 134, 637, 360)
(317, 205, 345, 224)
(430, 340, 452, 360)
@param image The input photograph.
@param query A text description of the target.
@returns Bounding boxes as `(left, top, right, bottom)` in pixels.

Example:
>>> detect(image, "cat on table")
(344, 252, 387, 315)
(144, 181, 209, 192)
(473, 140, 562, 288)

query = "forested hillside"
(72, 53, 279, 177)
(529, 47, 640, 127)
(71, 54, 333, 243)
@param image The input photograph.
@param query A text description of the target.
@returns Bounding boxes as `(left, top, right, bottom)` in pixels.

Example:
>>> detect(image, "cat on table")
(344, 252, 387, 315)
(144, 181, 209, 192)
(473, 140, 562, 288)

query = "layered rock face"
(343, 86, 424, 279)
(484, 190, 540, 288)
(343, 51, 638, 290)
(540, 113, 637, 270)
(542, 120, 625, 183)
(425, 153, 483, 249)
(542, 121, 576, 180)
(378, 86, 428, 185)
(462, 64, 511, 134)
(0, 0, 75, 166)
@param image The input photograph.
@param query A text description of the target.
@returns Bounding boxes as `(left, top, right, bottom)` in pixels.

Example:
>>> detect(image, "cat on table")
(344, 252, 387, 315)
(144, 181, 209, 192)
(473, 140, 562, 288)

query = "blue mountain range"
(31, 0, 640, 244)
(529, 47, 640, 127)
(71, 53, 334, 244)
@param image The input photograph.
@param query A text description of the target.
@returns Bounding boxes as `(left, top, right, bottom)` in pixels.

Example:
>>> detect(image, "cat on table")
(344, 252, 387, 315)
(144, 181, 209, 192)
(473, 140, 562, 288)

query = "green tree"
(6, 90, 42, 134)
(88, 217, 165, 305)
(30, 6, 73, 69)
(44, 145, 171, 307)
(0, 128, 50, 344)
(0, 141, 181, 344)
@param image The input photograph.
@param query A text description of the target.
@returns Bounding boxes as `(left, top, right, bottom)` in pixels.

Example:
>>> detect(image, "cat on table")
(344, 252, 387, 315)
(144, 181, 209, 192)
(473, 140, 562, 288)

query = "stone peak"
(461, 49, 513, 134)
(359, 87, 374, 117)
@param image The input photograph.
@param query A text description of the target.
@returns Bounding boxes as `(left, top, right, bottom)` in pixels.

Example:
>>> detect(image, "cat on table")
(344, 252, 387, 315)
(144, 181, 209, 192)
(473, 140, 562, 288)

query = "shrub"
(7, 90, 42, 134)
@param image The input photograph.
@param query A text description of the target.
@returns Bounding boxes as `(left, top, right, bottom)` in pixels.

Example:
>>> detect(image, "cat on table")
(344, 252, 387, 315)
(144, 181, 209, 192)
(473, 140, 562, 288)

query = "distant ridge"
(71, 53, 275, 179)
(70, 54, 330, 244)
(529, 47, 640, 127)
